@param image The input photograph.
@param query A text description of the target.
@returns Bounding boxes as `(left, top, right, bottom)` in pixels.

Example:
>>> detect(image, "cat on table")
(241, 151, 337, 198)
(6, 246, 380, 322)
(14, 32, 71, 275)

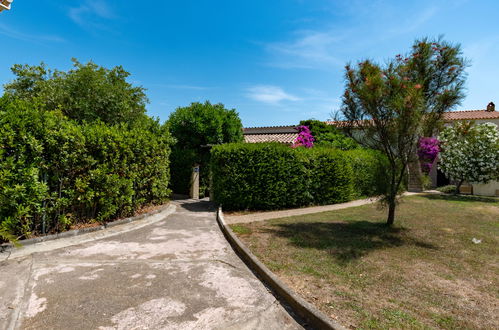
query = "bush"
(299, 119, 359, 150)
(436, 185, 457, 194)
(344, 149, 388, 198)
(211, 143, 385, 210)
(0, 99, 172, 242)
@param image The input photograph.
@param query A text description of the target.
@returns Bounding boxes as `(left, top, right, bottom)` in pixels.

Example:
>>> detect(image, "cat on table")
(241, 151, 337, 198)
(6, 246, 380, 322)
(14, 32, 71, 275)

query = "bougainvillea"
(417, 137, 440, 173)
(292, 125, 314, 148)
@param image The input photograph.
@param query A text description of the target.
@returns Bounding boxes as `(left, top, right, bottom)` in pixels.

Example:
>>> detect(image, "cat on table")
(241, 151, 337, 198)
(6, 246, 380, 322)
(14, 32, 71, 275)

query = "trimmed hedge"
(210, 143, 386, 210)
(0, 100, 172, 241)
(344, 149, 388, 198)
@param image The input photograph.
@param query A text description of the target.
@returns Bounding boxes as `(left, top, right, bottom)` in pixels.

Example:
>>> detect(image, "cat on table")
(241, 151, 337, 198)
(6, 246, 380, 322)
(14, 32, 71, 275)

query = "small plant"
(0, 226, 20, 246)
(421, 174, 432, 190)
(436, 185, 457, 194)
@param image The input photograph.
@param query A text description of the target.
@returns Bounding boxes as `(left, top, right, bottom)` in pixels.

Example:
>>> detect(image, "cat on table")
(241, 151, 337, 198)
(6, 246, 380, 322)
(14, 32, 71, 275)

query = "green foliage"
(405, 37, 468, 136)
(211, 143, 385, 210)
(341, 37, 467, 225)
(0, 98, 172, 242)
(3, 59, 148, 125)
(344, 149, 388, 198)
(167, 101, 243, 195)
(436, 185, 457, 194)
(299, 119, 359, 150)
(438, 121, 499, 189)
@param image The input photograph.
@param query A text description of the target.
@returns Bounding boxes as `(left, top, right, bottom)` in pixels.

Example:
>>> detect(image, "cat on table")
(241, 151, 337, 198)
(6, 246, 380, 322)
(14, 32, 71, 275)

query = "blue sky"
(0, 0, 498, 127)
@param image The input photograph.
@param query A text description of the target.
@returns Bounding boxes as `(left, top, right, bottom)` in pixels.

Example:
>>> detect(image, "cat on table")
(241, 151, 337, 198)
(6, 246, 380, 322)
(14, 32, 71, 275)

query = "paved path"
(0, 199, 301, 330)
(224, 192, 440, 225)
(225, 198, 377, 224)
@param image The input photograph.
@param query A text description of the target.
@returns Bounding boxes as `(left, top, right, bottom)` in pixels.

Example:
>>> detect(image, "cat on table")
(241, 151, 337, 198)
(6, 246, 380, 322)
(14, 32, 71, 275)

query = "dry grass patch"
(230, 194, 499, 329)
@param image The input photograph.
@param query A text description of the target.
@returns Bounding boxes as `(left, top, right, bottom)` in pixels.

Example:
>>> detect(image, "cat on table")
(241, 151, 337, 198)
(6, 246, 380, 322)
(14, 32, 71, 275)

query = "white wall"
(473, 181, 499, 197)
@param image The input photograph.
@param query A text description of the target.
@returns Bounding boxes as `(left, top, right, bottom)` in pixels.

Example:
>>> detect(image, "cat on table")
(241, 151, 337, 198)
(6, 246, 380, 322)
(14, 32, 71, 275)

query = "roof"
(243, 125, 298, 135)
(442, 110, 499, 121)
(244, 133, 298, 144)
(242, 109, 499, 144)
(243, 125, 298, 144)
(325, 110, 499, 128)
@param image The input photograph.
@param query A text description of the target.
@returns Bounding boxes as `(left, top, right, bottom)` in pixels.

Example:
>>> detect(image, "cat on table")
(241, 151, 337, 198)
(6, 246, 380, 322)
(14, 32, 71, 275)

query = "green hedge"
(210, 143, 386, 210)
(0, 100, 172, 241)
(344, 149, 388, 198)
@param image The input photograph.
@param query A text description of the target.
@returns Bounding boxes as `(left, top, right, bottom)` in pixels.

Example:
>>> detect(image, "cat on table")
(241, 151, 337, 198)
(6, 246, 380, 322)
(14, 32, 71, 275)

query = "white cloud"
(392, 6, 438, 35)
(262, 3, 444, 70)
(0, 22, 65, 43)
(68, 0, 115, 27)
(246, 85, 300, 105)
(265, 30, 344, 69)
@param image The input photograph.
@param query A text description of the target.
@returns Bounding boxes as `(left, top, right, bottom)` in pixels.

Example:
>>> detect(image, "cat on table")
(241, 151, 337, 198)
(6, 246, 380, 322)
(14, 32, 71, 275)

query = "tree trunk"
(386, 198, 396, 226)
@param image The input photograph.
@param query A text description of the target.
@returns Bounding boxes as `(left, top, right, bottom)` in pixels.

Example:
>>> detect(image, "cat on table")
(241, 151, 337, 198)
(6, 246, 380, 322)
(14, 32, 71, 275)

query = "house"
(243, 125, 299, 144)
(431, 102, 499, 196)
(0, 0, 13, 12)
(243, 102, 499, 196)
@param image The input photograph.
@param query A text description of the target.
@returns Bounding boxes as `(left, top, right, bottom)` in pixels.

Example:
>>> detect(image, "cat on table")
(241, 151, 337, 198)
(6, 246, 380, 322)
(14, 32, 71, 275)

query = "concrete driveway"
(0, 199, 301, 330)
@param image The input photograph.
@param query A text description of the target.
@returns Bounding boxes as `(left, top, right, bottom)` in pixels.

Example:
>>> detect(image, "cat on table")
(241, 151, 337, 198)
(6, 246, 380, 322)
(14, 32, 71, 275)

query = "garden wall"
(210, 143, 386, 210)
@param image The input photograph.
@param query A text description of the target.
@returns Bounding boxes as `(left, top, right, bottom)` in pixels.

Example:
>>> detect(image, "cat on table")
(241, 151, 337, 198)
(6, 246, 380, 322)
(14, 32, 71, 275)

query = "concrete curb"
(1, 203, 171, 250)
(217, 207, 347, 330)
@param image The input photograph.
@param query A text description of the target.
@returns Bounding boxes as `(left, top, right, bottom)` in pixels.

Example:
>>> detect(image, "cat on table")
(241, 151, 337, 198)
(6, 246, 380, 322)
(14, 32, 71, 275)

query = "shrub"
(436, 185, 457, 194)
(344, 149, 388, 198)
(299, 119, 359, 150)
(211, 143, 307, 210)
(0, 99, 172, 242)
(439, 121, 499, 192)
(210, 143, 385, 210)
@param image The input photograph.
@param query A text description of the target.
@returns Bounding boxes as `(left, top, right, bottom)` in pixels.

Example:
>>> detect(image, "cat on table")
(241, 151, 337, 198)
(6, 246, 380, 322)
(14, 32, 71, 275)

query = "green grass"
(230, 194, 499, 329)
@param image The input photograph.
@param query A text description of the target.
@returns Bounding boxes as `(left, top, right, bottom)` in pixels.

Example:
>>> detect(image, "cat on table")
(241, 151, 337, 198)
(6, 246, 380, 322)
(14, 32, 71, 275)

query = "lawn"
(230, 194, 499, 329)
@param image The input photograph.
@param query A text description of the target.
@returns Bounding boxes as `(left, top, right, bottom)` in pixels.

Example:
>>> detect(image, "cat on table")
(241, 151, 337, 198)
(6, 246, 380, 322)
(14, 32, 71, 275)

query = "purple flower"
(292, 125, 315, 148)
(417, 137, 440, 173)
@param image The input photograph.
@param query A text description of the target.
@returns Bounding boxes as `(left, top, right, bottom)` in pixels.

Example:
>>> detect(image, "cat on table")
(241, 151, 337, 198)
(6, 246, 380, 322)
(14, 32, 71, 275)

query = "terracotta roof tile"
(243, 125, 298, 134)
(442, 110, 499, 121)
(325, 110, 499, 127)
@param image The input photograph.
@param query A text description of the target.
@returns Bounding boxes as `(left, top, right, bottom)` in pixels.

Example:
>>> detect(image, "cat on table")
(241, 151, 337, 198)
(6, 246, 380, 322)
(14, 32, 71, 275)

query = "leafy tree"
(167, 101, 243, 195)
(340, 37, 467, 226)
(438, 122, 499, 193)
(3, 59, 148, 125)
(404, 37, 468, 136)
(299, 119, 359, 150)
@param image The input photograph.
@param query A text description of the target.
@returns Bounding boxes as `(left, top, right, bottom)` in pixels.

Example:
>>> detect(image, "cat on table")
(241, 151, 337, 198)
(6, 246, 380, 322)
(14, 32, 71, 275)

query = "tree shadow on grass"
(419, 194, 499, 204)
(262, 220, 438, 263)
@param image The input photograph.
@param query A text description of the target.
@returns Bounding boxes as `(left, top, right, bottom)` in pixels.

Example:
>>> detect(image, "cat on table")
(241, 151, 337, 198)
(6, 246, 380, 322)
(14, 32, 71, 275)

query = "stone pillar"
(190, 165, 200, 199)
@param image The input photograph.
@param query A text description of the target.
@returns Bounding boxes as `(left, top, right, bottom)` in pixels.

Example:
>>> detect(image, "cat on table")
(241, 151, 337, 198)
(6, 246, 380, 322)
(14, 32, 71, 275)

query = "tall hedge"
(211, 143, 384, 210)
(344, 149, 388, 198)
(0, 100, 172, 241)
